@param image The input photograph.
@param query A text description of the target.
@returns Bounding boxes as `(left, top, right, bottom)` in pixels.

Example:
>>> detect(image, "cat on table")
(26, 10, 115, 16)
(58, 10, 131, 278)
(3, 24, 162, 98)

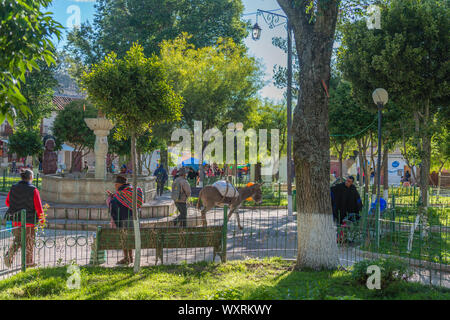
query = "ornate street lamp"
(372, 88, 388, 249)
(252, 23, 262, 41)
(252, 9, 294, 217)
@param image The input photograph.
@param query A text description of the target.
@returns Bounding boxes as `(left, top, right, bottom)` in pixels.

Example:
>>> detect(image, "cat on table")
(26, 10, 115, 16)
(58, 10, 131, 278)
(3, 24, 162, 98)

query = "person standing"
(154, 163, 168, 197)
(405, 170, 411, 182)
(106, 175, 143, 265)
(171, 167, 178, 180)
(83, 160, 89, 173)
(330, 176, 363, 225)
(171, 168, 191, 227)
(3, 169, 44, 268)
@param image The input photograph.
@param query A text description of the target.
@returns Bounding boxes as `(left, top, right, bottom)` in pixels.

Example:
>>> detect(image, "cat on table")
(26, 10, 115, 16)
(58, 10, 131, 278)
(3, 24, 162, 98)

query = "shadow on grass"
(243, 265, 450, 300)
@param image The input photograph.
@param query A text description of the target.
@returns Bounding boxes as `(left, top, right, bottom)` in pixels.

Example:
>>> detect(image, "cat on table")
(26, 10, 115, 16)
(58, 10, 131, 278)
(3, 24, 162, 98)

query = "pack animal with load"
(196, 181, 264, 230)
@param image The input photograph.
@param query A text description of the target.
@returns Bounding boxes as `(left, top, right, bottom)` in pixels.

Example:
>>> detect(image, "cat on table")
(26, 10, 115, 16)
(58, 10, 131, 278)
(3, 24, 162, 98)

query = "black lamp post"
(372, 88, 388, 249)
(252, 9, 293, 216)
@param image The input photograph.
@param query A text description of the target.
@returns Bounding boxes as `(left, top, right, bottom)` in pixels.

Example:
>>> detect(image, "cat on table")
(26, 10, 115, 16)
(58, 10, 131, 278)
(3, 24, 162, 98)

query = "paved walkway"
(0, 192, 448, 287)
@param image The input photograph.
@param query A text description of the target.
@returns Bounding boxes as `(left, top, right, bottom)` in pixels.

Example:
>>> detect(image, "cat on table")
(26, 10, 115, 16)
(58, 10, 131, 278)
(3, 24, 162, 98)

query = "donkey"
(196, 183, 263, 230)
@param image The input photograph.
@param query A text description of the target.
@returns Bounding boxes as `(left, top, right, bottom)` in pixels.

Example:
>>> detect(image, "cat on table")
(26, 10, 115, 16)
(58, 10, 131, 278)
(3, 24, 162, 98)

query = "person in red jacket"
(3, 169, 44, 268)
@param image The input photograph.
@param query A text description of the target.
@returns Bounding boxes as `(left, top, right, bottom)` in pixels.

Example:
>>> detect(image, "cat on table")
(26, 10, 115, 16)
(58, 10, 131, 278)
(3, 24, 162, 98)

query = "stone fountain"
(41, 114, 157, 205)
(37, 114, 188, 231)
(84, 117, 115, 179)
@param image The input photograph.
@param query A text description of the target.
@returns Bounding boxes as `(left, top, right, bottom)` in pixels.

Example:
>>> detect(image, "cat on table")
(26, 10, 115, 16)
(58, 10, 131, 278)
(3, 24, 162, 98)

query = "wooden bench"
(90, 225, 226, 265)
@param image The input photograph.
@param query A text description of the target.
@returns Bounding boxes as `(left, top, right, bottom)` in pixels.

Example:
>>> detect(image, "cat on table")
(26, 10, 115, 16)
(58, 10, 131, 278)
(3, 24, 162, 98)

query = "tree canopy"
(52, 100, 97, 171)
(65, 0, 248, 66)
(7, 128, 42, 159)
(16, 60, 58, 131)
(0, 0, 62, 123)
(159, 34, 263, 132)
(338, 0, 449, 205)
(81, 43, 183, 272)
(82, 43, 183, 137)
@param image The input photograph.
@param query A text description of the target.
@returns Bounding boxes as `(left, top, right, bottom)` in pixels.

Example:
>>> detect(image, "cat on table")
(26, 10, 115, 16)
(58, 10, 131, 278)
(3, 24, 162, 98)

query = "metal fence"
(0, 169, 41, 192)
(0, 185, 448, 288)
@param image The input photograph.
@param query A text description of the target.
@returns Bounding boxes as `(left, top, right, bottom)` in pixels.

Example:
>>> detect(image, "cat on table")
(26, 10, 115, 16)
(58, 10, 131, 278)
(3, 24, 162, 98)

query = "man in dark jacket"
(330, 176, 362, 225)
(107, 175, 143, 265)
(154, 164, 168, 197)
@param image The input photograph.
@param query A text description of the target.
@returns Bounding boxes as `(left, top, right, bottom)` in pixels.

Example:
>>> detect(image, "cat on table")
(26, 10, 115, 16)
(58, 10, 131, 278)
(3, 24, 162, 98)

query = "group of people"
(10, 161, 33, 174)
(2, 162, 364, 268)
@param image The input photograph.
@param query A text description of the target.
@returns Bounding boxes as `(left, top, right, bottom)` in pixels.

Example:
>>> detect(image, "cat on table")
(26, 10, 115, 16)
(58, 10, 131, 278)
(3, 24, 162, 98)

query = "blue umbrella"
(181, 157, 208, 170)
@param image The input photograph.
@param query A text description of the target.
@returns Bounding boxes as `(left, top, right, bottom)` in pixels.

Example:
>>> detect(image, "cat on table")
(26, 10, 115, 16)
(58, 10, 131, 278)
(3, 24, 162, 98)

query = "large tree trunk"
(278, 0, 340, 270)
(131, 131, 141, 273)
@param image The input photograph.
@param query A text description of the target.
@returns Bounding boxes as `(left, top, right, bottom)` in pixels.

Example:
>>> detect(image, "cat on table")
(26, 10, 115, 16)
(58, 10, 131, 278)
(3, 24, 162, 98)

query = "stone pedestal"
(84, 118, 114, 179)
(40, 173, 156, 204)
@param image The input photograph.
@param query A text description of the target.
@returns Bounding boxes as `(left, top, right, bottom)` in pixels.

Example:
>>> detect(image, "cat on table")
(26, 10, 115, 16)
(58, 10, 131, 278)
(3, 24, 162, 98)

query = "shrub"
(209, 286, 243, 300)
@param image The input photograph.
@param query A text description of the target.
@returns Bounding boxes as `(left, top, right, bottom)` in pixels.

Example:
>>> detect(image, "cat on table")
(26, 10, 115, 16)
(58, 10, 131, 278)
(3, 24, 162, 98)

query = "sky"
(47, 0, 287, 102)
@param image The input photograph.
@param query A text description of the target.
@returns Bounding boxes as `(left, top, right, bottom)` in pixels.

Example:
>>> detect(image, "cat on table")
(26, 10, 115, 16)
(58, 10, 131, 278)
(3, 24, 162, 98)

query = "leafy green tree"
(81, 43, 183, 272)
(244, 98, 287, 180)
(8, 129, 42, 159)
(160, 34, 262, 130)
(159, 34, 262, 180)
(109, 129, 163, 174)
(339, 0, 449, 207)
(17, 60, 58, 131)
(271, 1, 389, 269)
(0, 0, 62, 123)
(65, 0, 247, 66)
(250, 98, 288, 155)
(271, 37, 300, 103)
(328, 78, 360, 179)
(52, 100, 97, 172)
(275, 0, 346, 269)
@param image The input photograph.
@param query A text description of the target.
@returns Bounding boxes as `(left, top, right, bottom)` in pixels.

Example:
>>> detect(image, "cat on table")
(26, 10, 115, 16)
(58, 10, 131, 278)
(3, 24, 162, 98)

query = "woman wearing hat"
(107, 175, 143, 265)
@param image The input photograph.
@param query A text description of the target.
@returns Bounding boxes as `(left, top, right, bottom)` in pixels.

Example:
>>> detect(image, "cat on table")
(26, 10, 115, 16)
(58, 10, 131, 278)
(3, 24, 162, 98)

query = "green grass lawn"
(361, 230, 450, 265)
(0, 258, 448, 300)
(390, 207, 450, 226)
(348, 206, 449, 265)
(0, 177, 22, 192)
(0, 176, 42, 192)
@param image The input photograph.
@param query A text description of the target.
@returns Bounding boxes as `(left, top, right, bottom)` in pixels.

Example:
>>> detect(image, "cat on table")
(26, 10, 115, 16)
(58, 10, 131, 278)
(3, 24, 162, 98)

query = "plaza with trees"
(0, 0, 448, 301)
